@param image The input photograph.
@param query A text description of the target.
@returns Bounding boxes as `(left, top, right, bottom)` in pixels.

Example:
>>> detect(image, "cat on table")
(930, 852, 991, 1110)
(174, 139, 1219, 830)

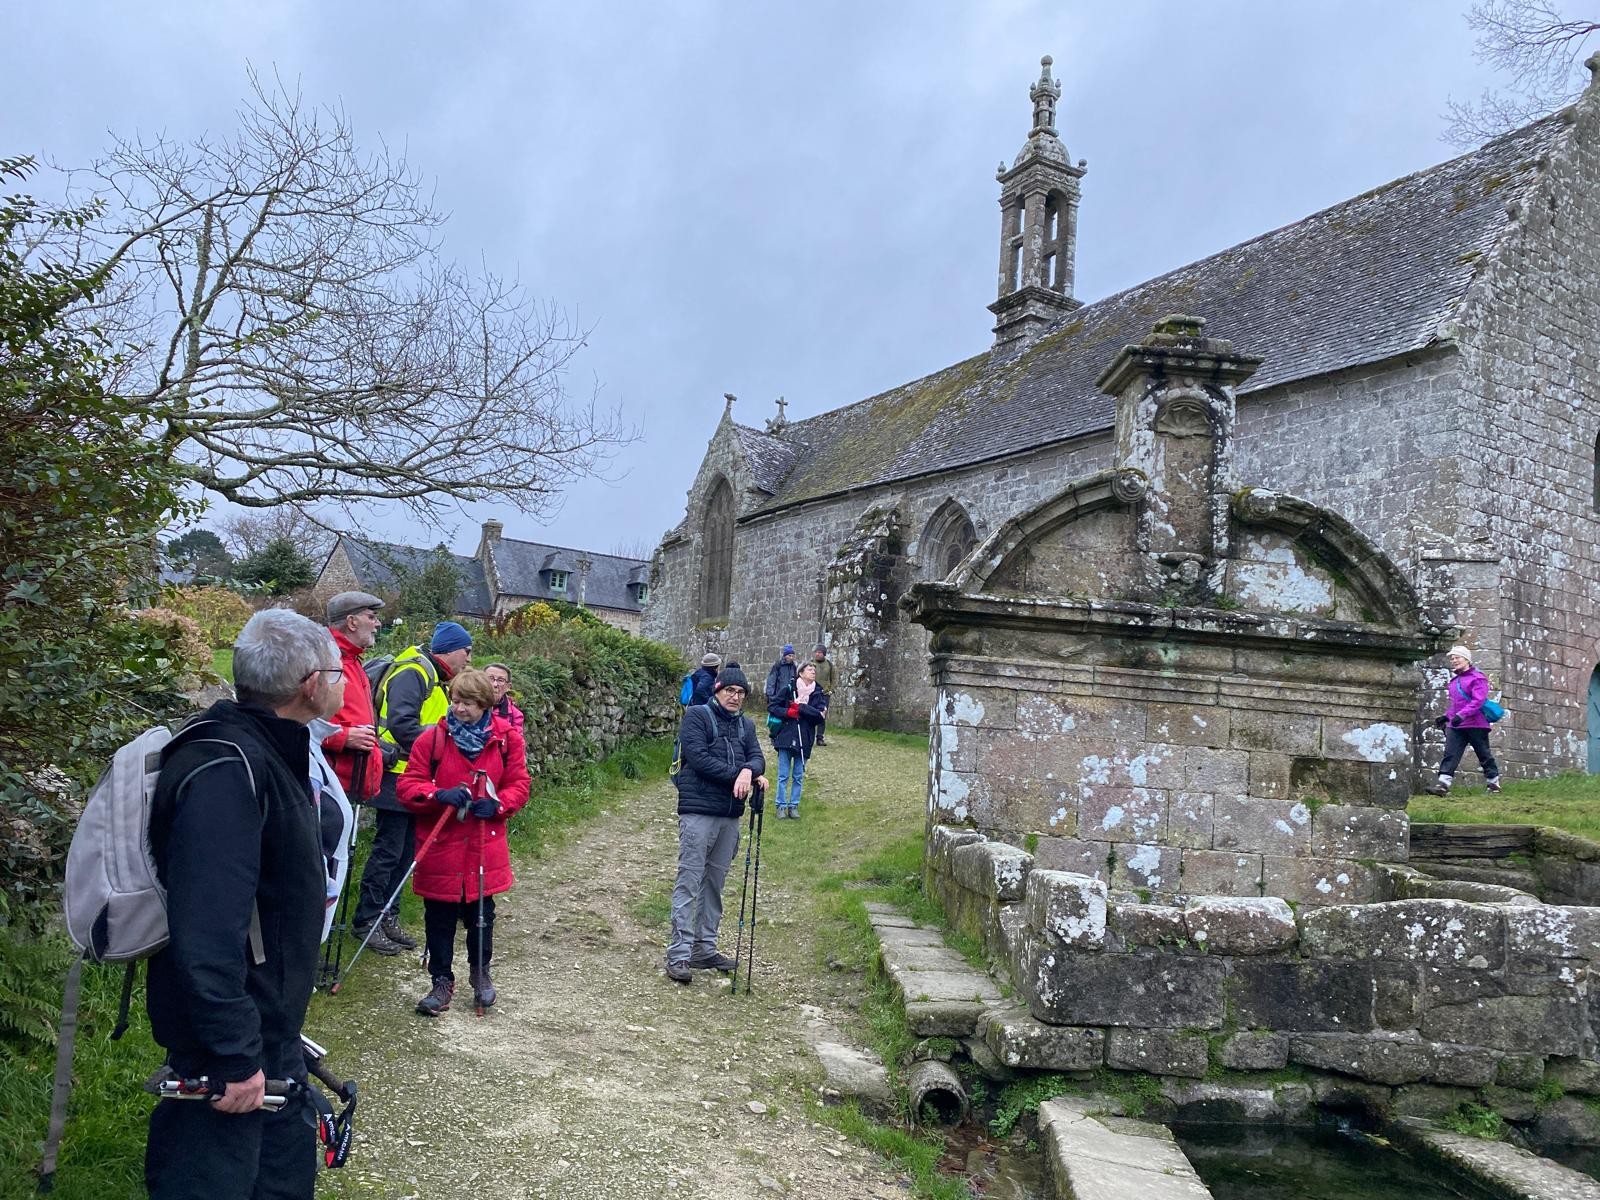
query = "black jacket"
(687, 665, 718, 708)
(675, 701, 765, 818)
(764, 658, 797, 704)
(147, 700, 324, 1084)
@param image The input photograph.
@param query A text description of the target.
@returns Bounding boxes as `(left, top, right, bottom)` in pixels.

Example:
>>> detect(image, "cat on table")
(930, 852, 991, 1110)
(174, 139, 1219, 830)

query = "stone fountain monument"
(901, 316, 1600, 1107)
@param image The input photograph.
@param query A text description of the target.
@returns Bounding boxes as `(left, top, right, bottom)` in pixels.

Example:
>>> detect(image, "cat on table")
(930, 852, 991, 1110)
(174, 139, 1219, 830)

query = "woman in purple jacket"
(1428, 645, 1501, 796)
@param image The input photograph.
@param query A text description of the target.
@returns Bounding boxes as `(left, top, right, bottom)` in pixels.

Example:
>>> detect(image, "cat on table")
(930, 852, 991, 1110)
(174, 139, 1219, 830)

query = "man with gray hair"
(143, 608, 336, 1199)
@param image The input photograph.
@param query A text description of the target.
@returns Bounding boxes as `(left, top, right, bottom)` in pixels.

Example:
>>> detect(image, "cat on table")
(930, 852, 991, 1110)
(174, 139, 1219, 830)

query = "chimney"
(482, 519, 504, 542)
(575, 555, 593, 608)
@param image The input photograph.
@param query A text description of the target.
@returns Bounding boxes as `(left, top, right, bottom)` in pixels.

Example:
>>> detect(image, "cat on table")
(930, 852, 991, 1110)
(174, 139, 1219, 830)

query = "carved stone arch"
(698, 475, 734, 622)
(950, 469, 1140, 595)
(921, 498, 980, 580)
(1230, 488, 1425, 629)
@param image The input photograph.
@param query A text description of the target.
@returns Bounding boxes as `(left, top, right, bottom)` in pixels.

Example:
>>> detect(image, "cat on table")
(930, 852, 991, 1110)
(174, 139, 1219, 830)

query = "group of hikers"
(133, 586, 842, 1196)
(139, 593, 534, 1197)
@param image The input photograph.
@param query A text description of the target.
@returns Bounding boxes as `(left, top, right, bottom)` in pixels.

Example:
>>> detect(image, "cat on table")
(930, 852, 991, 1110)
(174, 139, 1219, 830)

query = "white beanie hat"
(1447, 644, 1473, 662)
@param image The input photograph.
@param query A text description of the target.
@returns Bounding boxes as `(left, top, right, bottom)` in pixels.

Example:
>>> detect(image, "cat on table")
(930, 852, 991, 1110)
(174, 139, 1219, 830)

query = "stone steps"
(866, 902, 1003, 1036)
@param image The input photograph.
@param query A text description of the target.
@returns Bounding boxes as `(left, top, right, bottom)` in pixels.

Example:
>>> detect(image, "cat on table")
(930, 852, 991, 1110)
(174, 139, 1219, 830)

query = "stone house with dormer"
(644, 55, 1600, 781)
(315, 522, 650, 633)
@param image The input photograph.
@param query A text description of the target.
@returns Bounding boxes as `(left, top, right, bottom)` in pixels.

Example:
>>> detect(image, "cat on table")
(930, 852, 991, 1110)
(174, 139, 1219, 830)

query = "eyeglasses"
(301, 668, 344, 684)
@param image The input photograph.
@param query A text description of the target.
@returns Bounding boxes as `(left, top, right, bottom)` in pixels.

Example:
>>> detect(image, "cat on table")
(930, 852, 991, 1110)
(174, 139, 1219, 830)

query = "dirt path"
(317, 735, 925, 1199)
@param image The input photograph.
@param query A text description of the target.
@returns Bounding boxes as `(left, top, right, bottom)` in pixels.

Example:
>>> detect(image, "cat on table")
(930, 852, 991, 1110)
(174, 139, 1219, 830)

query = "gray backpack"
(40, 720, 261, 1193)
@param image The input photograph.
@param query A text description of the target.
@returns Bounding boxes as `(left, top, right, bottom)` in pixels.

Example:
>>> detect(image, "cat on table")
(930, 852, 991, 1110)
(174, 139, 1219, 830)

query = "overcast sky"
(1, 2, 1572, 560)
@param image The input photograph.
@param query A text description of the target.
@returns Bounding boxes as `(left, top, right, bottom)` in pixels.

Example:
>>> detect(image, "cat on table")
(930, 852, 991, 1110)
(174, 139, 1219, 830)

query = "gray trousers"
(667, 813, 741, 965)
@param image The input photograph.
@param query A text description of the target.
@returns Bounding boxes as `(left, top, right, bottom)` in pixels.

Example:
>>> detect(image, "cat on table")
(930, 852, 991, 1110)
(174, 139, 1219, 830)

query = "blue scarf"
(446, 711, 491, 760)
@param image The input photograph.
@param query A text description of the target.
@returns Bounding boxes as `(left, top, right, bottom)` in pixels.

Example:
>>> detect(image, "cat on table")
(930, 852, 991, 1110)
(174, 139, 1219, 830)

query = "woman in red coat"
(397, 668, 530, 1016)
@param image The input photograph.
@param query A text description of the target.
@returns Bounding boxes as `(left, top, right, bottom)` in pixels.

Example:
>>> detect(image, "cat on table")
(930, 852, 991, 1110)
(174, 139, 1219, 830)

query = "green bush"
(159, 585, 254, 649)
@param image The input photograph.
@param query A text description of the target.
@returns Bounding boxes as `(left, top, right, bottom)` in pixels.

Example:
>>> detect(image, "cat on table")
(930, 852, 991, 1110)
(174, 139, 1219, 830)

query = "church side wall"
(1455, 99, 1600, 777)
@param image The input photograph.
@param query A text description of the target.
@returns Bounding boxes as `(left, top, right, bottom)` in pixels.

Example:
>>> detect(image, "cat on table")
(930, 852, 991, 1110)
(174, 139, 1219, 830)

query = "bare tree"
(607, 535, 657, 561)
(34, 72, 631, 525)
(1447, 1, 1600, 144)
(215, 505, 335, 561)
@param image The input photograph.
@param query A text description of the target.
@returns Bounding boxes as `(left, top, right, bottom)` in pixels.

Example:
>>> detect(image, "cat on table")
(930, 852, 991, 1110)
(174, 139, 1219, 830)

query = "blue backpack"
(678, 673, 695, 705)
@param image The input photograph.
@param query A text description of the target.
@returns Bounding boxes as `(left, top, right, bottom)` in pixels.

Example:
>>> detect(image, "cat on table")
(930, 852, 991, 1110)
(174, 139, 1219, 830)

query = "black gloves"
(749, 788, 765, 814)
(468, 795, 499, 820)
(434, 785, 471, 810)
(1433, 715, 1448, 730)
(1450, 715, 1464, 728)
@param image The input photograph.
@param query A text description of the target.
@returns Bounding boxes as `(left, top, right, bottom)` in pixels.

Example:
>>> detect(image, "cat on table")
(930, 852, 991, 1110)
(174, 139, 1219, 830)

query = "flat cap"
(326, 590, 385, 625)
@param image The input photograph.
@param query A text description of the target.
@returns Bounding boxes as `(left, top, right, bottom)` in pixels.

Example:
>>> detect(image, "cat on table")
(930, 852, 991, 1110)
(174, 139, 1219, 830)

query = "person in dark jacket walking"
(144, 608, 334, 1200)
(1428, 644, 1502, 796)
(687, 652, 722, 707)
(665, 665, 767, 984)
(764, 645, 798, 704)
(768, 662, 827, 819)
(810, 644, 836, 745)
(353, 621, 473, 955)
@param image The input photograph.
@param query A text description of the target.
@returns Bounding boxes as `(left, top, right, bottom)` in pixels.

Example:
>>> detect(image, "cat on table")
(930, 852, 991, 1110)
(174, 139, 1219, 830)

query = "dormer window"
(548, 570, 568, 592)
(635, 583, 650, 605)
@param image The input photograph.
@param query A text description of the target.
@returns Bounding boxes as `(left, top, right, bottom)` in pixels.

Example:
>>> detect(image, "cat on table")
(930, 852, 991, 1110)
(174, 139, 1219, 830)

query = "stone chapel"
(645, 55, 1600, 782)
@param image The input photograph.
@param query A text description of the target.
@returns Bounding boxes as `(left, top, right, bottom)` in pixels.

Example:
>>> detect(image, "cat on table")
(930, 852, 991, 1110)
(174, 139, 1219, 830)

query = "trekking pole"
(330, 802, 454, 994)
(746, 786, 765, 996)
(731, 799, 758, 994)
(319, 750, 370, 990)
(473, 769, 488, 1018)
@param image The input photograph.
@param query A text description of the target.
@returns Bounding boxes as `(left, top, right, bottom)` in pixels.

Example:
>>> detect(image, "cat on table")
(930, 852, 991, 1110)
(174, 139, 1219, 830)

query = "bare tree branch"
(30, 70, 634, 526)
(1446, 1, 1600, 145)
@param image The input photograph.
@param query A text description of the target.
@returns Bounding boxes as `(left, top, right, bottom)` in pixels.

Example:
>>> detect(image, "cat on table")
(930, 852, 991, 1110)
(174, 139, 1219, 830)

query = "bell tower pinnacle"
(989, 55, 1087, 350)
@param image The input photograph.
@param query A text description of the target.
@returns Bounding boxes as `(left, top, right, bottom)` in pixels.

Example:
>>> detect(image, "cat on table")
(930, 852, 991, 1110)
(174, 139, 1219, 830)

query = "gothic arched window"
(923, 499, 979, 580)
(699, 477, 735, 621)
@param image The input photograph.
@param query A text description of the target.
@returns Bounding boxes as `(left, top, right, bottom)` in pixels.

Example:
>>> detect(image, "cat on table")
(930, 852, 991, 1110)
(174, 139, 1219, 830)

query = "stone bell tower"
(989, 55, 1087, 349)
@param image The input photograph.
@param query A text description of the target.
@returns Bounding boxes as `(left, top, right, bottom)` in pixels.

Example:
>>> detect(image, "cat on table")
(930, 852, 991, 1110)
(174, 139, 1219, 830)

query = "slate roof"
(489, 537, 649, 612)
(743, 115, 1566, 516)
(335, 536, 494, 617)
(732, 423, 799, 495)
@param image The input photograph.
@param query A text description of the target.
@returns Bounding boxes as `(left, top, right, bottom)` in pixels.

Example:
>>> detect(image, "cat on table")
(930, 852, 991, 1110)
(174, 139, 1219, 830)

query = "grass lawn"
(210, 647, 233, 682)
(1409, 772, 1600, 842)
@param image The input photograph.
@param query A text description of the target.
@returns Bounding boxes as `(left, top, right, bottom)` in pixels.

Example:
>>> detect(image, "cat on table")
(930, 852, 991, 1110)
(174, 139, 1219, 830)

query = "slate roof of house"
(335, 536, 494, 617)
(488, 537, 649, 612)
(736, 115, 1565, 516)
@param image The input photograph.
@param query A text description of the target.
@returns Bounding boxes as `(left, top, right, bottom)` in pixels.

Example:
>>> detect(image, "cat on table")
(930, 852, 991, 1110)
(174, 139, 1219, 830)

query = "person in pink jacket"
(398, 669, 530, 1016)
(485, 662, 525, 734)
(1428, 644, 1501, 796)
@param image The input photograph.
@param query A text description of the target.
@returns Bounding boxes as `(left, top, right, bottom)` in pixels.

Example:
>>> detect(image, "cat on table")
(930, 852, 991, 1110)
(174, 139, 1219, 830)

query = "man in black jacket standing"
(665, 665, 767, 984)
(145, 608, 337, 1199)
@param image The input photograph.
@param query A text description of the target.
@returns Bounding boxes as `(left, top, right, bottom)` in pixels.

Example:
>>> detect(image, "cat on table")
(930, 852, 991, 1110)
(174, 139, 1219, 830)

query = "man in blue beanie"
(764, 644, 798, 705)
(353, 619, 474, 954)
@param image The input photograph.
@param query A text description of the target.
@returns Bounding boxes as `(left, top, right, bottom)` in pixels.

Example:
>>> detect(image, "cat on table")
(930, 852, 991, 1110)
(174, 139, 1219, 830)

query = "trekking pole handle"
(154, 1076, 294, 1111)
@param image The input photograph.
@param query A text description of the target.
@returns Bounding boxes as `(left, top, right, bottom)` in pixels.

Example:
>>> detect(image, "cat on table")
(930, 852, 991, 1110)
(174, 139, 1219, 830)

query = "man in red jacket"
(322, 591, 415, 952)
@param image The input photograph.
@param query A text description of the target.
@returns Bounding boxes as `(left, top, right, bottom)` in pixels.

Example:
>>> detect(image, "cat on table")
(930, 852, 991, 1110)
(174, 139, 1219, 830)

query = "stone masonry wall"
(928, 825, 1600, 1094)
(1453, 79, 1600, 777)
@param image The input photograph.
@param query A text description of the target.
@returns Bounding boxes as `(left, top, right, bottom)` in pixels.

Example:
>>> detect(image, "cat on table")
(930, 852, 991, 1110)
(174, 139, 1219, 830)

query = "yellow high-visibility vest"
(377, 645, 448, 774)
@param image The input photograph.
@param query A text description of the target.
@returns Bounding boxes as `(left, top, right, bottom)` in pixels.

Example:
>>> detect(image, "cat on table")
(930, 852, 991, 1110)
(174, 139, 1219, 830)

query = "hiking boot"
(354, 922, 405, 957)
(1427, 780, 1451, 797)
(689, 950, 737, 973)
(1486, 778, 1503, 794)
(416, 976, 454, 1016)
(470, 965, 497, 1009)
(381, 914, 417, 950)
(666, 959, 693, 984)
